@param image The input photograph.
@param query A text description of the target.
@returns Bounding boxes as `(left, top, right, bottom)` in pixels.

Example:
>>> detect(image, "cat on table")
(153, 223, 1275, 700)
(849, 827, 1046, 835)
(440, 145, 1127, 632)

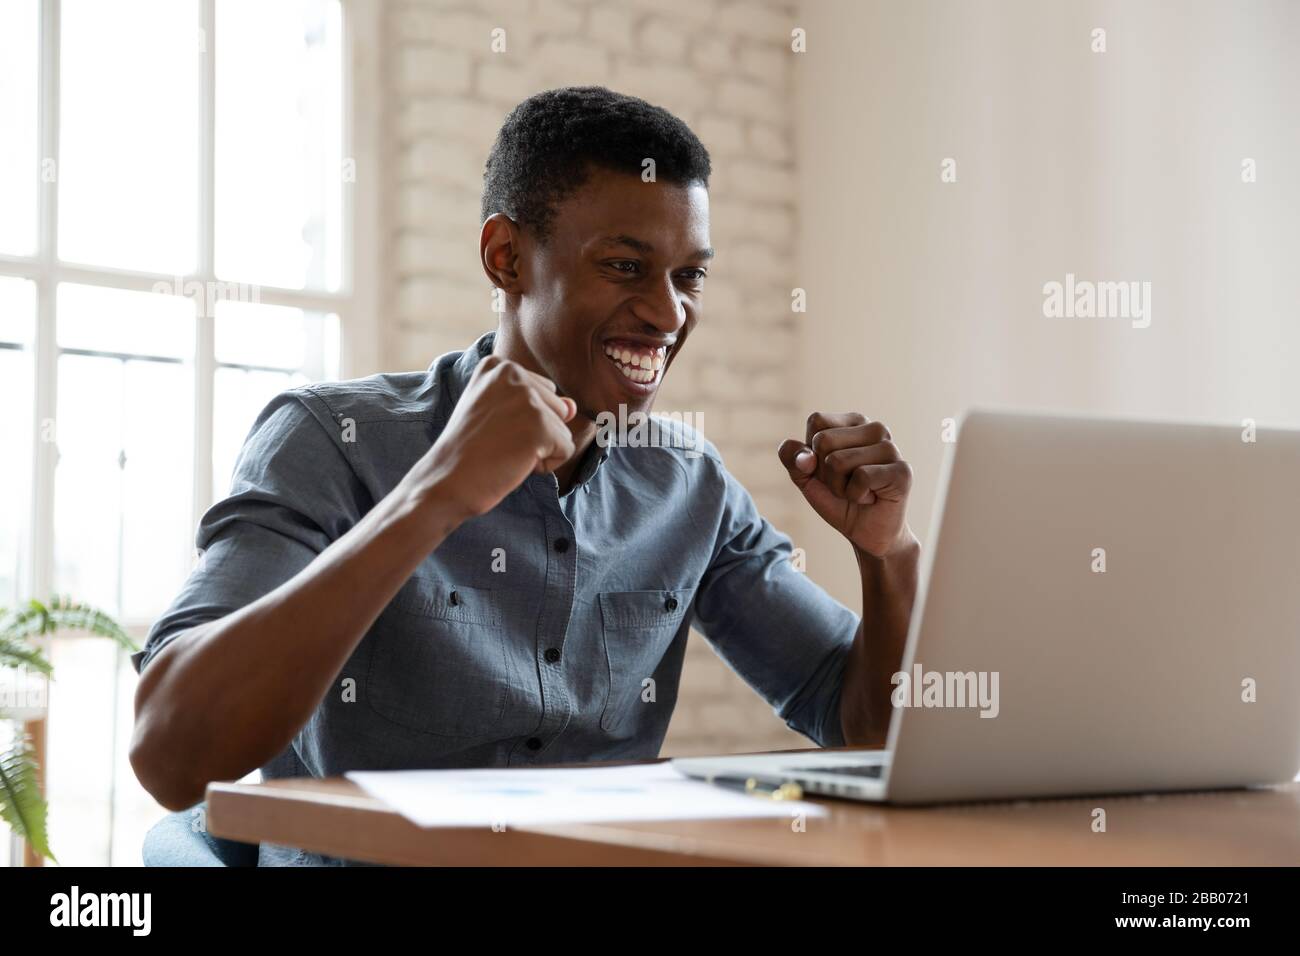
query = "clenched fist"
(413, 355, 577, 519)
(778, 412, 914, 558)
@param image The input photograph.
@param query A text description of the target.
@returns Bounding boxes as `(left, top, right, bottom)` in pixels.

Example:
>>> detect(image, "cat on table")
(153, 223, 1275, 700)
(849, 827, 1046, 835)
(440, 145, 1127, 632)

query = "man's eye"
(677, 269, 707, 282)
(608, 260, 639, 274)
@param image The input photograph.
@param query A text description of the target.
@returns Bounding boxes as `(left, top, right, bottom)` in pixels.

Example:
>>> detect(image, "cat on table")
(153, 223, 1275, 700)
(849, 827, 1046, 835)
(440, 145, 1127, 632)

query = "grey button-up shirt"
(133, 331, 859, 864)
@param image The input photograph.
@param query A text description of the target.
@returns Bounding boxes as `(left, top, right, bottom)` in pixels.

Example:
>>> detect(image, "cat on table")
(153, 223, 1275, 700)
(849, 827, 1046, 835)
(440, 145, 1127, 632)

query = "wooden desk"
(205, 760, 1300, 866)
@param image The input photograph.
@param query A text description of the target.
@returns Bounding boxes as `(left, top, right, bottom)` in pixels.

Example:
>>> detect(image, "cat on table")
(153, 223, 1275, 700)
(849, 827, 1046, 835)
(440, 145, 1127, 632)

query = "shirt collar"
(442, 329, 496, 413)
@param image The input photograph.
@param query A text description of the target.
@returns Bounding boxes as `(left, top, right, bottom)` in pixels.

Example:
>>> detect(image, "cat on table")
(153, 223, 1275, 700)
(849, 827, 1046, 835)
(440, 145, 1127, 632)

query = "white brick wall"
(379, 0, 817, 756)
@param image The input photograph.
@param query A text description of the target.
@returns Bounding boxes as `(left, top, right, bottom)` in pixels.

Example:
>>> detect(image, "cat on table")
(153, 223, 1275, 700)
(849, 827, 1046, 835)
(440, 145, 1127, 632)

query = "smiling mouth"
(602, 339, 668, 385)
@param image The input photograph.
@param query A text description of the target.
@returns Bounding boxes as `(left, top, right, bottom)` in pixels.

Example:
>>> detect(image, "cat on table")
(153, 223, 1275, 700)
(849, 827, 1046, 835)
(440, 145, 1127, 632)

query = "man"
(130, 87, 920, 865)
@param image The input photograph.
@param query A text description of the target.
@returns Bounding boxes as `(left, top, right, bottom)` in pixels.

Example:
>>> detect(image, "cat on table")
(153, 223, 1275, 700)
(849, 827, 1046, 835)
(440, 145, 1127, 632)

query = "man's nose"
(630, 275, 686, 335)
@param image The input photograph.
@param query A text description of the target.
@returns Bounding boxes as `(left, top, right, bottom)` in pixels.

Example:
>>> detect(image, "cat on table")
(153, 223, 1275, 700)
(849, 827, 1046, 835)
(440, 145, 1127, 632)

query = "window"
(0, 0, 367, 866)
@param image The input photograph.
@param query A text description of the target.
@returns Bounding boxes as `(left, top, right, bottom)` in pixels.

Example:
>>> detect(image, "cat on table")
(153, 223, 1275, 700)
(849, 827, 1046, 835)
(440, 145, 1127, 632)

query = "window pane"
(215, 299, 311, 369)
(215, 299, 339, 373)
(216, 0, 344, 291)
(58, 0, 199, 273)
(212, 301, 335, 499)
(55, 286, 194, 622)
(120, 359, 193, 619)
(0, 278, 35, 606)
(45, 635, 118, 866)
(0, 346, 32, 604)
(58, 283, 194, 359)
(53, 352, 122, 613)
(0, 0, 39, 257)
(0, 273, 36, 346)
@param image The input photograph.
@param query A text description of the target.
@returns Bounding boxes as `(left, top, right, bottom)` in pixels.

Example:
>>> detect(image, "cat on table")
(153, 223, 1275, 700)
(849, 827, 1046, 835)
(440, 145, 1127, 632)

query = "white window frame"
(0, 0, 381, 865)
(0, 0, 381, 623)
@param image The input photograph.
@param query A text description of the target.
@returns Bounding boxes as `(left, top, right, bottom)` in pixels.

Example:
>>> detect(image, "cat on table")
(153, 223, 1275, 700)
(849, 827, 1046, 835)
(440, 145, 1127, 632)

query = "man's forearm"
(129, 475, 471, 811)
(840, 528, 921, 747)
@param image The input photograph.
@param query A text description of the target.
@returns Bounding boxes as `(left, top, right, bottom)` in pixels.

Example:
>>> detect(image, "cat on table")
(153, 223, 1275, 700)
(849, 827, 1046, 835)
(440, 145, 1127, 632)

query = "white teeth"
(605, 342, 668, 384)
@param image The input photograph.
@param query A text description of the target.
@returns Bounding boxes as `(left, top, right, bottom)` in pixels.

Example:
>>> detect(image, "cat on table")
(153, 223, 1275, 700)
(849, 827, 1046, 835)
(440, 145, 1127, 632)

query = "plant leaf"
(0, 736, 56, 863)
(6, 597, 138, 652)
(0, 632, 52, 676)
(0, 602, 51, 644)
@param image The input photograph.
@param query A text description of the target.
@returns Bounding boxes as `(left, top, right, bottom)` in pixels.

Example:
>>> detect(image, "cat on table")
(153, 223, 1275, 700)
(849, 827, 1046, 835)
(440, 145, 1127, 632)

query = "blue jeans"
(141, 804, 376, 865)
(141, 805, 260, 867)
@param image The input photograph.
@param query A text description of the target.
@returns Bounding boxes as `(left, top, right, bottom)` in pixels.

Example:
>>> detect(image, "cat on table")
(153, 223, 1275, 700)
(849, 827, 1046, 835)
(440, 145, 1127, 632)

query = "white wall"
(381, 0, 811, 754)
(373, 0, 1300, 751)
(794, 0, 1300, 605)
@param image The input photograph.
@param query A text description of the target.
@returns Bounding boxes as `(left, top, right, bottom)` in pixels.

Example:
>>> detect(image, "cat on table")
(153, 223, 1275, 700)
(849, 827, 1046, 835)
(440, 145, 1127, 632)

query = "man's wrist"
(395, 471, 477, 538)
(855, 524, 920, 567)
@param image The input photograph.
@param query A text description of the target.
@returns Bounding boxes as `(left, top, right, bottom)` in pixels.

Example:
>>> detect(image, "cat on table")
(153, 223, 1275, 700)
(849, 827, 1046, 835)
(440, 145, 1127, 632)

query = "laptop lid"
(882, 410, 1300, 804)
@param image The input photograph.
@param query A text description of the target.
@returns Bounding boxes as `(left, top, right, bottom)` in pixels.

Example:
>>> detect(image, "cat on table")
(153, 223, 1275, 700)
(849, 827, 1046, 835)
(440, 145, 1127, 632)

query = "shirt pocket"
(366, 582, 518, 739)
(598, 588, 694, 733)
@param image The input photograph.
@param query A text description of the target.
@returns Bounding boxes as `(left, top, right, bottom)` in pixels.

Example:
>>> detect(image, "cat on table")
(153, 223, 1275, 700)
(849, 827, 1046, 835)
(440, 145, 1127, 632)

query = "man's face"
(512, 169, 712, 420)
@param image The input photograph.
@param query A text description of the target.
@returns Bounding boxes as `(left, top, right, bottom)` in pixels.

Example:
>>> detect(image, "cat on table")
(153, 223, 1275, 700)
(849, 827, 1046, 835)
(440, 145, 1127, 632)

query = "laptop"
(673, 410, 1300, 804)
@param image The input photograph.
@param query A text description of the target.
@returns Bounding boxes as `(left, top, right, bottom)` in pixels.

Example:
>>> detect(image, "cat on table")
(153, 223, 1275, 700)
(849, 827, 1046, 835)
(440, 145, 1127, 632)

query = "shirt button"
(526, 737, 542, 751)
(553, 537, 570, 553)
(665, 596, 678, 612)
(544, 647, 561, 663)
(449, 590, 459, 606)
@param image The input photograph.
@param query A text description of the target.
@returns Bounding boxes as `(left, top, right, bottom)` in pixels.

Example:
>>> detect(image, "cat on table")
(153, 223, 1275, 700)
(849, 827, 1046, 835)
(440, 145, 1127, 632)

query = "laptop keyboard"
(785, 763, 884, 779)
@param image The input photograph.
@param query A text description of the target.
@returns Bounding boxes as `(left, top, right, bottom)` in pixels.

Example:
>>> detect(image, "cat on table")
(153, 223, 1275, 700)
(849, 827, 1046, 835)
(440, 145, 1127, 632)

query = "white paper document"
(346, 761, 827, 828)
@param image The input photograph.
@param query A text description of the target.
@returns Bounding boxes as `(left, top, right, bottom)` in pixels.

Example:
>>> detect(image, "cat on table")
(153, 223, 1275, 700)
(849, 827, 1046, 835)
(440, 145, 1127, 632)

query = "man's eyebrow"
(599, 234, 655, 254)
(598, 235, 715, 261)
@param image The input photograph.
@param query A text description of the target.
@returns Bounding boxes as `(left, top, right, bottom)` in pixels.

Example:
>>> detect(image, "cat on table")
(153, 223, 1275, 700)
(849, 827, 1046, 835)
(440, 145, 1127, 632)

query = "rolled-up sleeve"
(691, 466, 861, 748)
(131, 389, 369, 674)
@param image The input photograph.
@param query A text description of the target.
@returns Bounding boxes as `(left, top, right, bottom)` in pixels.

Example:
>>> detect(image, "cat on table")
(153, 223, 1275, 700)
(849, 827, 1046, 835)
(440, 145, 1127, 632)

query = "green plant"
(0, 597, 137, 863)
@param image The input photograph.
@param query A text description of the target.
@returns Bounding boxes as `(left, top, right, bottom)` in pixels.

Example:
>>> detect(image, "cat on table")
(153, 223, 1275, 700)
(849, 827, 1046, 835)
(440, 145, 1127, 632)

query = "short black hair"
(481, 86, 712, 240)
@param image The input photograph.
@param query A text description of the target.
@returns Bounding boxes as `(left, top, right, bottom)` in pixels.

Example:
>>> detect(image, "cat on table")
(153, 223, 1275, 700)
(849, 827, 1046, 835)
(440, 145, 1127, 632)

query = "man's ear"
(480, 213, 526, 295)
